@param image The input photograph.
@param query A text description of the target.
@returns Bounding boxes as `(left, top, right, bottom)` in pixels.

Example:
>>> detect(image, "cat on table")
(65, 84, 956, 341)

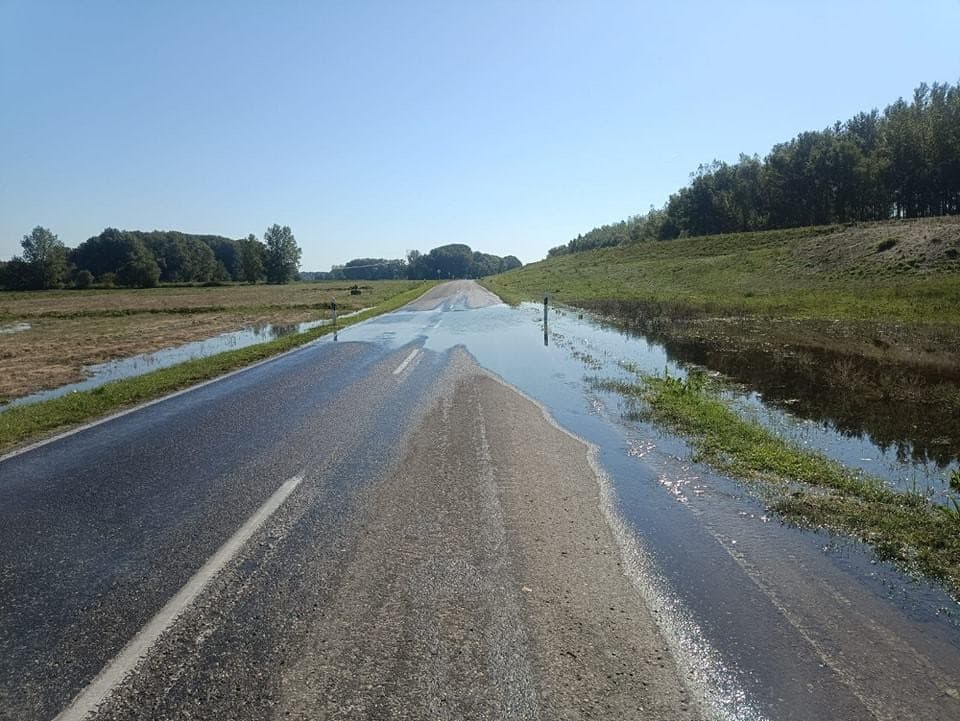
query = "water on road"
(336, 290, 960, 721)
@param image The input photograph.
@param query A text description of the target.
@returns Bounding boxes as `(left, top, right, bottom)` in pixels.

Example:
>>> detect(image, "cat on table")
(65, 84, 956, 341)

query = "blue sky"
(2, 0, 959, 270)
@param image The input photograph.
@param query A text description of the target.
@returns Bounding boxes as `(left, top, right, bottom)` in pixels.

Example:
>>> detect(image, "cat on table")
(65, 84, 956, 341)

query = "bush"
(74, 269, 94, 289)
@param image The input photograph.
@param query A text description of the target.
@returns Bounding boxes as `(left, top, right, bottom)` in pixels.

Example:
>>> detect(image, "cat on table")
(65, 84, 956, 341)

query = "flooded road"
(7, 281, 960, 719)
(336, 291, 960, 721)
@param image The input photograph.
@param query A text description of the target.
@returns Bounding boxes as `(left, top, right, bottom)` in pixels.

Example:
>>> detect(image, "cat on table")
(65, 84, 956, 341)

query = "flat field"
(0, 281, 423, 403)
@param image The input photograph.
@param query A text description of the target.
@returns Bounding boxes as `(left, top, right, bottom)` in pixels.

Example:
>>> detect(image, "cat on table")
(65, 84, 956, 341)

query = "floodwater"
(555, 308, 960, 503)
(1, 311, 364, 410)
(0, 322, 31, 334)
(7, 293, 960, 719)
(340, 299, 960, 721)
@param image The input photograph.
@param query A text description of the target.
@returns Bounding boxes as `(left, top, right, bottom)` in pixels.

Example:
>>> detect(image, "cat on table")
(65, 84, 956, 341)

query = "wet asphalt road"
(4, 281, 960, 721)
(0, 333, 450, 720)
(0, 282, 695, 721)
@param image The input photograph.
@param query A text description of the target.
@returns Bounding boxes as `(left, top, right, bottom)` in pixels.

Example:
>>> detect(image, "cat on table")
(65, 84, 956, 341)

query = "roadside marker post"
(331, 297, 338, 341)
(543, 294, 549, 346)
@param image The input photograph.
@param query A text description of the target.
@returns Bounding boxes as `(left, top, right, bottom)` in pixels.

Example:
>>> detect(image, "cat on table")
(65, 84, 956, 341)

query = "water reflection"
(571, 301, 960, 476)
(3, 316, 341, 409)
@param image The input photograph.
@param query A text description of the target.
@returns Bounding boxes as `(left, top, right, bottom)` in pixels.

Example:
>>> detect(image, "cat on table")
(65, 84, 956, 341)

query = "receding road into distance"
(2, 281, 959, 721)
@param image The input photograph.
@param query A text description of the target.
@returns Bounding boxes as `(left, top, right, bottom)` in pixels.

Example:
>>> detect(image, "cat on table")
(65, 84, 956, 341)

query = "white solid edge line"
(392, 348, 420, 376)
(53, 473, 304, 721)
(0, 324, 332, 464)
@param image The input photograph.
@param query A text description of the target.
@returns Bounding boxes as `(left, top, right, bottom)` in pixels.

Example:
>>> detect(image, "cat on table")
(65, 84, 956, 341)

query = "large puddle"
(551, 307, 960, 503)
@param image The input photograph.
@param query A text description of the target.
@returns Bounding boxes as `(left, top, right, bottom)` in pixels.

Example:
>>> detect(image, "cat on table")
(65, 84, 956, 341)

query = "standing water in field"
(1, 315, 358, 409)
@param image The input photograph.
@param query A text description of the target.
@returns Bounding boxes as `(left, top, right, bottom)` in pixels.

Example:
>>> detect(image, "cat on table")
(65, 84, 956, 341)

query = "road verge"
(0, 282, 437, 455)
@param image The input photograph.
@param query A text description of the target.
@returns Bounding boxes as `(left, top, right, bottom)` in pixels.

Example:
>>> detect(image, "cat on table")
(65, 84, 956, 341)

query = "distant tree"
(428, 244, 473, 279)
(341, 257, 407, 280)
(238, 234, 266, 283)
(0, 258, 38, 290)
(142, 233, 218, 282)
(406, 249, 430, 279)
(199, 236, 242, 280)
(552, 80, 960, 250)
(19, 226, 68, 289)
(116, 243, 160, 287)
(501, 255, 522, 271)
(263, 225, 301, 284)
(71, 228, 142, 280)
(469, 252, 501, 277)
(74, 269, 94, 289)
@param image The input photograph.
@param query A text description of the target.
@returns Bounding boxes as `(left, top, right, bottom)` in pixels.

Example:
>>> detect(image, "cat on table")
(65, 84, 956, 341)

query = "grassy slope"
(0, 282, 436, 453)
(483, 217, 960, 323)
(483, 216, 960, 594)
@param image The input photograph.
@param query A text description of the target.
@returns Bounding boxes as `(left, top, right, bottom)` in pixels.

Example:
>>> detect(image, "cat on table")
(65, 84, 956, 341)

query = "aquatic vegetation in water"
(592, 366, 960, 598)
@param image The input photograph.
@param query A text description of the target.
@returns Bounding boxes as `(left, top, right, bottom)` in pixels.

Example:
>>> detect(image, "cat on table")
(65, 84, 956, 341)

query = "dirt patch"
(791, 216, 960, 277)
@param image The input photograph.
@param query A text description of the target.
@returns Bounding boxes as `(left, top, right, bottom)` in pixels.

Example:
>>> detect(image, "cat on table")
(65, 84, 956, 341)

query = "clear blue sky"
(2, 0, 959, 270)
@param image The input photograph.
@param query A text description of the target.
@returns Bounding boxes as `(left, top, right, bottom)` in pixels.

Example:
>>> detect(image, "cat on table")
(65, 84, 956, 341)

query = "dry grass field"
(0, 281, 422, 403)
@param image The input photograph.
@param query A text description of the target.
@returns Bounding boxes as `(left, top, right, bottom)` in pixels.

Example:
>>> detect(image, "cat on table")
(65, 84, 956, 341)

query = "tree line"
(305, 244, 522, 281)
(549, 80, 960, 256)
(1, 225, 302, 290)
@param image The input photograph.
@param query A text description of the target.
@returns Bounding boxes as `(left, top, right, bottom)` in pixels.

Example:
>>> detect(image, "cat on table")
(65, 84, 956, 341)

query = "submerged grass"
(0, 282, 436, 454)
(596, 368, 960, 596)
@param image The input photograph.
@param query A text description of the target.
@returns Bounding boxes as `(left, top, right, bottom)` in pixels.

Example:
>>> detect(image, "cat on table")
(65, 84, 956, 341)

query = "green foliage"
(483, 220, 960, 324)
(238, 233, 265, 283)
(263, 224, 301, 284)
(116, 243, 161, 288)
(950, 468, 960, 493)
(74, 269, 94, 289)
(596, 368, 960, 594)
(551, 80, 960, 256)
(3, 226, 69, 290)
(70, 228, 141, 280)
(141, 233, 218, 283)
(340, 258, 408, 280)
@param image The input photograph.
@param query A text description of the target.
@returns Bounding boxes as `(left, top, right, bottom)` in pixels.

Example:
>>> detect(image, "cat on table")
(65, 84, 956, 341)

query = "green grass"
(482, 220, 960, 324)
(596, 368, 960, 595)
(0, 282, 436, 453)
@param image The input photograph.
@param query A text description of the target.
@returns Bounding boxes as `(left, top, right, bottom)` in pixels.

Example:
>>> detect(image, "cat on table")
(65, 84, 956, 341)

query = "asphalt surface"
(0, 282, 696, 721)
(5, 280, 960, 721)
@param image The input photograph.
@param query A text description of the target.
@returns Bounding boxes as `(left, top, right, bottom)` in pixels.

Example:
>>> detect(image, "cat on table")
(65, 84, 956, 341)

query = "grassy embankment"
(484, 217, 960, 323)
(0, 281, 435, 453)
(482, 216, 960, 594)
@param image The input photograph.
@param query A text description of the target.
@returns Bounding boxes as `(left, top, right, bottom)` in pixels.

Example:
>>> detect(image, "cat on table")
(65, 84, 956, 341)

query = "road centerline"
(52, 473, 305, 721)
(392, 348, 420, 376)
